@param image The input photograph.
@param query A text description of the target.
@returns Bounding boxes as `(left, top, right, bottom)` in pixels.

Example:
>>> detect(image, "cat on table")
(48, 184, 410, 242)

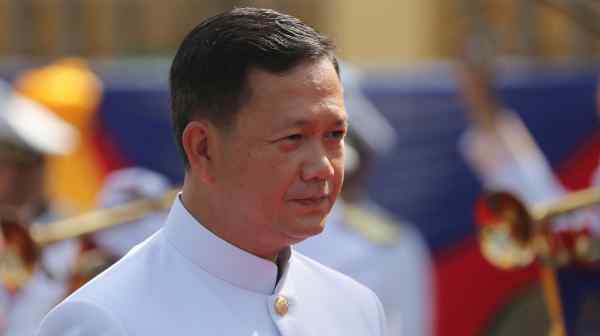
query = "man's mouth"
(293, 195, 329, 206)
(288, 194, 332, 211)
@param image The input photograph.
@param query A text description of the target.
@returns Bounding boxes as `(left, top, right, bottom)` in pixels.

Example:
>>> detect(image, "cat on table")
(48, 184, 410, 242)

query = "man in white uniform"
(37, 7, 387, 336)
(0, 79, 79, 336)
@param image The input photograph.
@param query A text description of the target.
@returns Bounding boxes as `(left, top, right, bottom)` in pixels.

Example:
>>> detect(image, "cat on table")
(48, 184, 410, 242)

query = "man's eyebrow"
(335, 119, 349, 128)
(290, 119, 310, 127)
(274, 116, 348, 133)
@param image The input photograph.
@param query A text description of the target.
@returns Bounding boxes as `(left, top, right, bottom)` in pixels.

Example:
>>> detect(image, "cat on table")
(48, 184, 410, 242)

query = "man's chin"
(284, 217, 326, 243)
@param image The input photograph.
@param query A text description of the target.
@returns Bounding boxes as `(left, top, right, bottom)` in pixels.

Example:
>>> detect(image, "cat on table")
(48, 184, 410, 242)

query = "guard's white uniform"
(0, 78, 80, 336)
(296, 200, 432, 336)
(0, 210, 79, 336)
(37, 196, 387, 336)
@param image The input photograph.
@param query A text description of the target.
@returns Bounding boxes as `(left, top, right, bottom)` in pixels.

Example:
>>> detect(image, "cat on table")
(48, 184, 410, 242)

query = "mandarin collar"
(163, 195, 291, 295)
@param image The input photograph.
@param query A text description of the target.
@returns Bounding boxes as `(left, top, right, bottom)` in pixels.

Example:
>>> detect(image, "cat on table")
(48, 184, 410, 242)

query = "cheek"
(267, 160, 298, 192)
(261, 157, 304, 202)
(240, 150, 294, 194)
(332, 157, 345, 189)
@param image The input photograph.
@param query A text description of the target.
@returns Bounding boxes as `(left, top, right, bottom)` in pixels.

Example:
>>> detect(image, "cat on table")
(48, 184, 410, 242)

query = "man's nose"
(301, 147, 335, 182)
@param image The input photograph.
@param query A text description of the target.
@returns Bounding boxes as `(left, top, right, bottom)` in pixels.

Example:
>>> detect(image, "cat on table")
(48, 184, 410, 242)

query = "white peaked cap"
(0, 79, 78, 155)
(339, 62, 398, 156)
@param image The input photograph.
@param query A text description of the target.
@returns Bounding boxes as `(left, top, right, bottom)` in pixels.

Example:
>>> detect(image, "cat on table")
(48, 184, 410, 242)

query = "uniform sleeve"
(458, 111, 565, 205)
(36, 299, 127, 336)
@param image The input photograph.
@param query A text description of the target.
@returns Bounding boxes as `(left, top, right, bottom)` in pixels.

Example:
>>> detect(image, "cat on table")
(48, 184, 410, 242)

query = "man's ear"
(182, 120, 215, 184)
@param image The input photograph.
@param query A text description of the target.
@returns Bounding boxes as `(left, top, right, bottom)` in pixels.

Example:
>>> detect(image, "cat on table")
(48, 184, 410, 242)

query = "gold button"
(274, 295, 289, 316)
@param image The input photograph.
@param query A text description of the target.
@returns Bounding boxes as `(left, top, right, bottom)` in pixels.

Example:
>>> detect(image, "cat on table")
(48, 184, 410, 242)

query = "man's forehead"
(246, 59, 340, 93)
(275, 111, 348, 130)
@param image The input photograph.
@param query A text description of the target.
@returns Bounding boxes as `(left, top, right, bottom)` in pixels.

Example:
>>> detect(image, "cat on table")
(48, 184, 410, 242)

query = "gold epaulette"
(343, 205, 401, 245)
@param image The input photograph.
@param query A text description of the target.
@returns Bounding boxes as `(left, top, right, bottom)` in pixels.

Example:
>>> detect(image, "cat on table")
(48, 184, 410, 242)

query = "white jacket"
(37, 196, 386, 336)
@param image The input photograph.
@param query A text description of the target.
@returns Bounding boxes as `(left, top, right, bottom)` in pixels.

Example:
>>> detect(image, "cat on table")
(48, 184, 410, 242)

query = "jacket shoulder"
(37, 299, 127, 336)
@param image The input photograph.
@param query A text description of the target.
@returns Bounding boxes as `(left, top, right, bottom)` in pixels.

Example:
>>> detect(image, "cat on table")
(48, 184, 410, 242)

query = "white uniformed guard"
(0, 79, 79, 336)
(37, 8, 387, 336)
(296, 63, 433, 336)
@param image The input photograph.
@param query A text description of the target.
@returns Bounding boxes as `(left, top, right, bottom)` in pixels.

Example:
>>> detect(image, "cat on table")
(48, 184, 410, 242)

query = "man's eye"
(325, 130, 346, 140)
(284, 134, 304, 142)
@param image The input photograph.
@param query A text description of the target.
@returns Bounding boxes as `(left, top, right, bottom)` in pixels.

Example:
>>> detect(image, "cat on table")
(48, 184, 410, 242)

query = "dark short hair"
(170, 7, 339, 167)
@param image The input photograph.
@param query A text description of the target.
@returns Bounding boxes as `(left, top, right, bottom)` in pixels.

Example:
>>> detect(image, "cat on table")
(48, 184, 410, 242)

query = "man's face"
(211, 58, 346, 248)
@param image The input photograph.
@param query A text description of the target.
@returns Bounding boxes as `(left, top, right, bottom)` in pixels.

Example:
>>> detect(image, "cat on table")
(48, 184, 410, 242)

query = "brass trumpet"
(475, 188, 600, 270)
(0, 189, 178, 292)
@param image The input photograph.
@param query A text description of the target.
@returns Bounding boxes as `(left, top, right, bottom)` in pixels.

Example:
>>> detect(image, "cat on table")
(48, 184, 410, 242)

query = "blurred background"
(2, 1, 600, 335)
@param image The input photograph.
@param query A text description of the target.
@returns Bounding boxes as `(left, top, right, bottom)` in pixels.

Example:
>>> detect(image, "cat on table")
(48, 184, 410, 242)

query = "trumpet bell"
(475, 192, 536, 269)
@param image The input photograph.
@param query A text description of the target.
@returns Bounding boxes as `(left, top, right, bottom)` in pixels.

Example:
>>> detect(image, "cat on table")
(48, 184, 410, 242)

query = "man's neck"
(180, 181, 283, 262)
